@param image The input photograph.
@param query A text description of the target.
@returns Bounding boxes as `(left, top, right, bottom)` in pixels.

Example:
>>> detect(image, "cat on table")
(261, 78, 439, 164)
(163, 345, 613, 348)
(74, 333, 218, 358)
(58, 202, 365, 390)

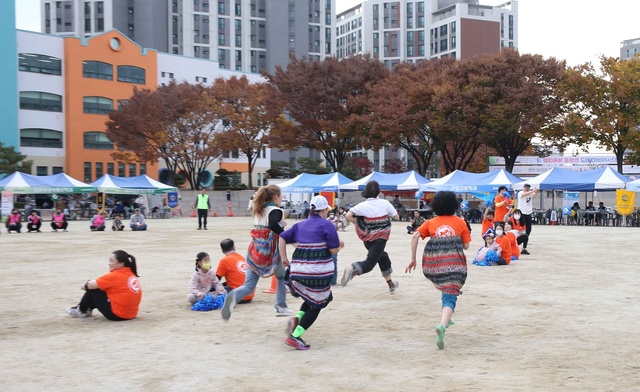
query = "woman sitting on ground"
(406, 210, 426, 234)
(67, 250, 142, 320)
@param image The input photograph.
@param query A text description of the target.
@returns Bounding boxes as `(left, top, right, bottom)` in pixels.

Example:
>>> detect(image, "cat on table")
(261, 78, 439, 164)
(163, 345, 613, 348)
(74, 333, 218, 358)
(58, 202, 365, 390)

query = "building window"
(218, 1, 225, 14)
(418, 30, 425, 41)
(235, 3, 241, 15)
(129, 163, 137, 177)
(84, 132, 114, 150)
(118, 100, 129, 111)
(84, 162, 92, 182)
(451, 36, 456, 49)
(219, 18, 225, 29)
(418, 2, 424, 12)
(407, 32, 413, 43)
(407, 46, 414, 56)
(107, 162, 114, 175)
(97, 18, 104, 31)
(407, 17, 413, 28)
(418, 44, 424, 56)
(95, 162, 103, 178)
(18, 53, 62, 75)
(117, 65, 146, 84)
(451, 21, 456, 33)
(83, 60, 113, 80)
(219, 33, 225, 45)
(418, 16, 424, 27)
(52, 166, 64, 174)
(96, 1, 104, 13)
(19, 91, 63, 112)
(139, 164, 146, 175)
(83, 96, 114, 114)
(118, 163, 125, 176)
(235, 19, 241, 30)
(218, 49, 226, 60)
(37, 166, 48, 176)
(440, 39, 447, 51)
(20, 128, 63, 148)
(440, 25, 447, 36)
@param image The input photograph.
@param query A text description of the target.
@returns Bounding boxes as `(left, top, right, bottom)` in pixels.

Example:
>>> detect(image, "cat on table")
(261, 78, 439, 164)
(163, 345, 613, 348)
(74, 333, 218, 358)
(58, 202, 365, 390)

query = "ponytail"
(113, 250, 139, 277)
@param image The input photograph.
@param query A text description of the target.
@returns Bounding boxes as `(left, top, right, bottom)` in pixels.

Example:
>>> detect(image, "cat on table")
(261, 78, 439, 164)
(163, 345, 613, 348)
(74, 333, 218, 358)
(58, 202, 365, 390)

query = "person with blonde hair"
(221, 184, 292, 320)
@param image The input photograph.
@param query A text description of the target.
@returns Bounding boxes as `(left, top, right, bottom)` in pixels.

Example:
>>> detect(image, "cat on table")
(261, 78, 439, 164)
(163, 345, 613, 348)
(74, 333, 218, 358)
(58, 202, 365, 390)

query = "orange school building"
(63, 31, 158, 182)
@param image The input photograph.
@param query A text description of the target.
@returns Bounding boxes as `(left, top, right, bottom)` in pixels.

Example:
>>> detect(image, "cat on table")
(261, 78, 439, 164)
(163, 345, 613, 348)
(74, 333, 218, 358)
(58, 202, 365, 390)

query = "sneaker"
(63, 229, 68, 232)
(389, 280, 400, 295)
(341, 265, 355, 287)
(285, 317, 299, 336)
(197, 227, 202, 230)
(275, 306, 293, 317)
(67, 306, 92, 318)
(204, 227, 208, 230)
(521, 249, 530, 255)
(436, 324, 446, 350)
(221, 290, 237, 321)
(285, 335, 310, 350)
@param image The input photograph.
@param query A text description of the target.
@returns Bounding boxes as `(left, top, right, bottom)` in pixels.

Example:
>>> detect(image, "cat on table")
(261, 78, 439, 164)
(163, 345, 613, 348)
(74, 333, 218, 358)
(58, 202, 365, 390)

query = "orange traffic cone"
(191, 209, 196, 217)
(262, 276, 289, 294)
(227, 202, 234, 217)
(212, 208, 218, 217)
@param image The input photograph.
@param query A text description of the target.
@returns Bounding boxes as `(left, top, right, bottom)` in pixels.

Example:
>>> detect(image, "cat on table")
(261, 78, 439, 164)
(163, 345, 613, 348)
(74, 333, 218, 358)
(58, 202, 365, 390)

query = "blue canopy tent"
(339, 171, 431, 191)
(0, 172, 97, 194)
(420, 169, 522, 193)
(90, 174, 177, 194)
(513, 166, 629, 191)
(276, 172, 353, 193)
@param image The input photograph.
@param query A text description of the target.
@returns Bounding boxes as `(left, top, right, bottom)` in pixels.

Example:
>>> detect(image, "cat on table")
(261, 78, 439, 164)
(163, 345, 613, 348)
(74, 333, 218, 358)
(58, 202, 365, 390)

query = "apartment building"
(336, 0, 518, 68)
(620, 37, 640, 60)
(41, 0, 336, 74)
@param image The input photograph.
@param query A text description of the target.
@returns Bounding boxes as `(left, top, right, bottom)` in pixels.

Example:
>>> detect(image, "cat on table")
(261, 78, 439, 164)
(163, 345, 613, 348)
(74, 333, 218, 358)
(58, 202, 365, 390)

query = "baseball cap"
(524, 183, 531, 188)
(310, 195, 330, 211)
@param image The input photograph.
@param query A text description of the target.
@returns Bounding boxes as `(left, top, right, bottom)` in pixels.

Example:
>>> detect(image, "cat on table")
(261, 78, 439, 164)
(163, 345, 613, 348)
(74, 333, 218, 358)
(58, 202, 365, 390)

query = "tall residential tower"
(41, 0, 336, 74)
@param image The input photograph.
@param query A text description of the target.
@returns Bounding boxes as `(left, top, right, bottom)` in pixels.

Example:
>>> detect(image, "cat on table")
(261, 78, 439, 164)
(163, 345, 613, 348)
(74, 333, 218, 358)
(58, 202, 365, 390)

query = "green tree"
(0, 143, 32, 175)
(297, 158, 331, 175)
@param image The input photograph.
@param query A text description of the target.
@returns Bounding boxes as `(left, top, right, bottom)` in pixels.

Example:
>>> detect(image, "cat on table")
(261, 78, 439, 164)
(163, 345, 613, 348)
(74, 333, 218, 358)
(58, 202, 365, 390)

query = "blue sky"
(14, 0, 640, 66)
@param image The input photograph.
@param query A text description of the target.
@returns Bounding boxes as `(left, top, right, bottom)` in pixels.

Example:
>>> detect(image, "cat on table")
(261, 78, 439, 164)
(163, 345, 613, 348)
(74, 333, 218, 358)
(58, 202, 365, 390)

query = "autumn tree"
(0, 142, 32, 174)
(266, 55, 389, 172)
(466, 49, 567, 172)
(106, 81, 223, 190)
(559, 56, 640, 173)
(382, 158, 408, 173)
(207, 76, 292, 189)
(368, 61, 449, 176)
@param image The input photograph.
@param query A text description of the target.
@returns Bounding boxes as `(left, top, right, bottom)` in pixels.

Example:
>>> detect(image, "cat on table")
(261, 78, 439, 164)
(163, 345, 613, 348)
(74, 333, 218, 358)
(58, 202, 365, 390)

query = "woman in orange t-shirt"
(67, 250, 142, 320)
(407, 191, 471, 350)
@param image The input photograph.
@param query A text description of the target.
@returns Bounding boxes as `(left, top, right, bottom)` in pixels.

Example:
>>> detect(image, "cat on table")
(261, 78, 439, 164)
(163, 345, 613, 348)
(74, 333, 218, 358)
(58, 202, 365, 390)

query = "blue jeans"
(232, 261, 287, 308)
(442, 293, 458, 311)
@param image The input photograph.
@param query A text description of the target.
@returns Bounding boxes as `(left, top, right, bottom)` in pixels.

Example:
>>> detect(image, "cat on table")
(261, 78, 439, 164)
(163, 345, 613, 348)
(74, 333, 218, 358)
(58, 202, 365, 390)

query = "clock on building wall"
(109, 37, 121, 51)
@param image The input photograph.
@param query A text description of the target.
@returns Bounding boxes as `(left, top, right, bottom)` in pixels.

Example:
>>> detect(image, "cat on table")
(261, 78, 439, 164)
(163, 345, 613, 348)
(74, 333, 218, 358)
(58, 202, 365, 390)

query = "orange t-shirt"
(481, 218, 494, 238)
(509, 217, 525, 234)
(96, 267, 142, 319)
(493, 194, 512, 222)
(416, 215, 472, 244)
(494, 235, 512, 264)
(506, 231, 520, 259)
(216, 252, 255, 301)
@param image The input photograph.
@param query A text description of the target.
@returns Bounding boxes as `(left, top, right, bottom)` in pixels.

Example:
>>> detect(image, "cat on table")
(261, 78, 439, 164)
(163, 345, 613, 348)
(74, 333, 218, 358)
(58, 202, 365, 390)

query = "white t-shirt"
(350, 198, 398, 218)
(517, 190, 534, 215)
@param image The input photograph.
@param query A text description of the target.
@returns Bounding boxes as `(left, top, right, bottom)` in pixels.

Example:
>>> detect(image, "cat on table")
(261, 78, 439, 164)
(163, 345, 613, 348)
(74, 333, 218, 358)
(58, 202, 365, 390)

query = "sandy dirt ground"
(1, 215, 639, 391)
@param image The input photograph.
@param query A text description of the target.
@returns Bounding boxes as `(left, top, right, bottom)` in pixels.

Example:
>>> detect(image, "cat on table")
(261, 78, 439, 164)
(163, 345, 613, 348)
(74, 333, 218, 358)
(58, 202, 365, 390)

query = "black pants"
(522, 213, 533, 238)
(27, 222, 41, 232)
(90, 226, 106, 231)
(298, 302, 321, 331)
(517, 234, 529, 249)
(353, 239, 392, 277)
(6, 222, 21, 233)
(51, 222, 68, 230)
(197, 209, 208, 228)
(78, 289, 127, 321)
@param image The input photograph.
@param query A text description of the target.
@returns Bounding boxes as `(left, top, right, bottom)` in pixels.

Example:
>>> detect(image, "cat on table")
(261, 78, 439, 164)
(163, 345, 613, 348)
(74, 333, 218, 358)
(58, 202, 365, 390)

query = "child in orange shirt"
(481, 206, 494, 239)
(493, 226, 512, 265)
(504, 220, 520, 260)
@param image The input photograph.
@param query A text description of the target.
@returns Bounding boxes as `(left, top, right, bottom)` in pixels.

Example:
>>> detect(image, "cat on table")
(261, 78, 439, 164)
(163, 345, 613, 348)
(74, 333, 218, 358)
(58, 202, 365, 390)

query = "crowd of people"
(56, 181, 571, 352)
